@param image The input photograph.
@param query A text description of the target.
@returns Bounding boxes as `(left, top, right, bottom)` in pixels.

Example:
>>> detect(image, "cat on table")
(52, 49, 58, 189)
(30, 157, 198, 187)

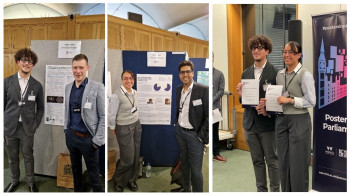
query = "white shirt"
(178, 81, 194, 129)
(18, 72, 30, 122)
(120, 85, 135, 95)
(254, 60, 267, 81)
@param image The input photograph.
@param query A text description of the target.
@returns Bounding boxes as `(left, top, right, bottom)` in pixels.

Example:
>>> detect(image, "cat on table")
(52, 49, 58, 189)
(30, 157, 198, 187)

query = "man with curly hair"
(4, 48, 44, 192)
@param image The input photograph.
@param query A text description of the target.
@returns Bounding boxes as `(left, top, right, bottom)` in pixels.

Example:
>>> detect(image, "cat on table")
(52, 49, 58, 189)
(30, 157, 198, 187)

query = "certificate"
(241, 79, 259, 106)
(265, 85, 283, 113)
(212, 108, 223, 124)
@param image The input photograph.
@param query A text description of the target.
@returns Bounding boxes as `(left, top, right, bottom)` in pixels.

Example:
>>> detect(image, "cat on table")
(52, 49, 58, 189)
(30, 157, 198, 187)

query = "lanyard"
(120, 87, 135, 107)
(180, 88, 192, 111)
(20, 81, 29, 101)
(285, 65, 302, 92)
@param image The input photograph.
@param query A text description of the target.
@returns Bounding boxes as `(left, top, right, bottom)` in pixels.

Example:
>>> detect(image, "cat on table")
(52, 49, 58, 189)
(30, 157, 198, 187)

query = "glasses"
(123, 77, 134, 81)
(179, 70, 192, 75)
(20, 57, 33, 65)
(282, 50, 298, 55)
(251, 46, 265, 51)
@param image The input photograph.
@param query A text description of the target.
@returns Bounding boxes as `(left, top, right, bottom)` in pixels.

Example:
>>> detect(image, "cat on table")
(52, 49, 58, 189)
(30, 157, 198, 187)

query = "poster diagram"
(45, 65, 74, 125)
(137, 74, 172, 125)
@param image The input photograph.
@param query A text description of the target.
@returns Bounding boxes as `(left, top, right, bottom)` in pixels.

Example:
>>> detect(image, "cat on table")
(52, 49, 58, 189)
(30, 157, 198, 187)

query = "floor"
(3, 147, 209, 192)
(213, 147, 312, 192)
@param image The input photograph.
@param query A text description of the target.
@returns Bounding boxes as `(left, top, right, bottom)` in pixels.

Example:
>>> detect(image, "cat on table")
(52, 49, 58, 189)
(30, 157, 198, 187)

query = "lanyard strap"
(20, 81, 29, 101)
(180, 88, 192, 110)
(285, 66, 302, 92)
(120, 87, 135, 107)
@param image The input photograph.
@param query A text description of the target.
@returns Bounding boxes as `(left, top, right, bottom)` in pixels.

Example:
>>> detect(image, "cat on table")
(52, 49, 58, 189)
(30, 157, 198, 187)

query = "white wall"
(213, 4, 229, 130)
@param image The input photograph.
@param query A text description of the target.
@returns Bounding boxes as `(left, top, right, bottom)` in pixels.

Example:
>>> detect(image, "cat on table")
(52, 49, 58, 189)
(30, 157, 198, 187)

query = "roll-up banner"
(312, 11, 347, 192)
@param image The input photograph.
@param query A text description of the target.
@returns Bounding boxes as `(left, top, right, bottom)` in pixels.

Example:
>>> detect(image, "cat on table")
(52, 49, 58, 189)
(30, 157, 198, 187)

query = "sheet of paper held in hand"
(212, 108, 223, 124)
(241, 79, 259, 106)
(265, 85, 283, 113)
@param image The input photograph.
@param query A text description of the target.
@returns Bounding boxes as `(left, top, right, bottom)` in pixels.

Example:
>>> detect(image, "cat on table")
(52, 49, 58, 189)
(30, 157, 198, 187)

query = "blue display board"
(122, 51, 208, 166)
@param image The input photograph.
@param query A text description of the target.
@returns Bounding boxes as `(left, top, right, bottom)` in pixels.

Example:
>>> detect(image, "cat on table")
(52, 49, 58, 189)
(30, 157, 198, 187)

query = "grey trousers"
(275, 113, 311, 192)
(245, 123, 280, 192)
(113, 120, 142, 187)
(175, 123, 204, 192)
(4, 122, 35, 186)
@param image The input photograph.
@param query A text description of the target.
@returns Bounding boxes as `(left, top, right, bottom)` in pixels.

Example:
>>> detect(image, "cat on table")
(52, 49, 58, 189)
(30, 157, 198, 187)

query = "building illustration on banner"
(318, 38, 347, 109)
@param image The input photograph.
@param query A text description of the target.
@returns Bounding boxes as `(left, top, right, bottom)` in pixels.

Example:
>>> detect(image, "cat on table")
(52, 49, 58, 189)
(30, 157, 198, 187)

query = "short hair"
(286, 41, 302, 62)
(248, 35, 273, 53)
(72, 54, 88, 64)
(14, 48, 38, 65)
(178, 60, 194, 72)
(121, 70, 135, 79)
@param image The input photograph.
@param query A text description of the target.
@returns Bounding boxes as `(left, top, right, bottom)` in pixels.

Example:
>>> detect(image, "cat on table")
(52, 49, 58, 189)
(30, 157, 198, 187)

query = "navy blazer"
(176, 82, 209, 144)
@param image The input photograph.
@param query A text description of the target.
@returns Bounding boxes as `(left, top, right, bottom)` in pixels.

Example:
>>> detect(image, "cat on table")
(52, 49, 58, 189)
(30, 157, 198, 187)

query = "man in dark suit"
(175, 60, 209, 192)
(4, 48, 44, 192)
(236, 35, 280, 192)
(64, 54, 105, 192)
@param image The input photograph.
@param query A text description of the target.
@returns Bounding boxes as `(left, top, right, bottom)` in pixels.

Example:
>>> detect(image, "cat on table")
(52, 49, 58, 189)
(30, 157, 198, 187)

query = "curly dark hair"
(248, 35, 273, 54)
(178, 60, 194, 72)
(14, 48, 38, 65)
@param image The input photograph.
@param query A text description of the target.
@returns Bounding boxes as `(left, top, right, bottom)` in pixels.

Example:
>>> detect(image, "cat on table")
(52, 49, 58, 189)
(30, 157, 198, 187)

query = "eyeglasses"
(282, 50, 298, 55)
(179, 70, 192, 75)
(251, 46, 265, 51)
(123, 77, 134, 81)
(20, 57, 33, 65)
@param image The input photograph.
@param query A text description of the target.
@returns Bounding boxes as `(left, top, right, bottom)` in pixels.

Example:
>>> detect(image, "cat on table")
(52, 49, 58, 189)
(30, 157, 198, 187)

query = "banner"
(312, 11, 347, 192)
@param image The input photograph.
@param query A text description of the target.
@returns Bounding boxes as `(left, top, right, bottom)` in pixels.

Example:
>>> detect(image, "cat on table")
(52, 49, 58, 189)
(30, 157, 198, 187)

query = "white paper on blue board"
(147, 52, 167, 67)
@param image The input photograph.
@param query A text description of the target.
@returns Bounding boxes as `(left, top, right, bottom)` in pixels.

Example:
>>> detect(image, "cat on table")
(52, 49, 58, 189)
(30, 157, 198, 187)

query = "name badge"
(192, 99, 202, 106)
(84, 102, 92, 109)
(18, 101, 25, 107)
(28, 95, 36, 101)
(282, 91, 290, 97)
(131, 107, 137, 113)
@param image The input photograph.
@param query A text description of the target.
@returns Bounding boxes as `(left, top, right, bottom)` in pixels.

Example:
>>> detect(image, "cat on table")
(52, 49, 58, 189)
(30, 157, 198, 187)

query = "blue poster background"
(312, 12, 347, 192)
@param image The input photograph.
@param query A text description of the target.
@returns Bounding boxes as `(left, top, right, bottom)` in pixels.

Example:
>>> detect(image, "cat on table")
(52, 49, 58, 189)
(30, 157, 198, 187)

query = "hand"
(112, 129, 116, 136)
(256, 98, 268, 116)
(277, 96, 292, 105)
(236, 82, 243, 97)
(93, 144, 98, 149)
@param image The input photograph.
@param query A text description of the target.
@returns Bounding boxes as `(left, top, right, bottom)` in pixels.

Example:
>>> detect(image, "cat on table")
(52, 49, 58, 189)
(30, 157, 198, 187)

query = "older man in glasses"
(4, 48, 44, 192)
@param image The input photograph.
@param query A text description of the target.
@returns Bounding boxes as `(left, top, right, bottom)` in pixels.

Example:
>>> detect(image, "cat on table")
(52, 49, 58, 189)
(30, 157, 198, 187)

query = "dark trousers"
(212, 122, 220, 156)
(175, 123, 204, 192)
(275, 113, 311, 192)
(65, 130, 102, 192)
(113, 120, 142, 187)
(4, 122, 35, 186)
(245, 123, 280, 192)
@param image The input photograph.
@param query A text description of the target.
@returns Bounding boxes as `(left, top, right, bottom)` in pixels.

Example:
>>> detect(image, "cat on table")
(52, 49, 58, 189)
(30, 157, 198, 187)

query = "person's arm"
(35, 84, 45, 128)
(199, 86, 209, 144)
(213, 72, 225, 104)
(108, 93, 119, 132)
(294, 71, 316, 108)
(92, 83, 105, 147)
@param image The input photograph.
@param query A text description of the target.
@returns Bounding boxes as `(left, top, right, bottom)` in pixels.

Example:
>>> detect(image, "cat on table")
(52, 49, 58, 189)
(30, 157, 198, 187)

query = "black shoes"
(128, 182, 138, 192)
(28, 183, 38, 192)
(113, 184, 123, 192)
(4, 182, 19, 192)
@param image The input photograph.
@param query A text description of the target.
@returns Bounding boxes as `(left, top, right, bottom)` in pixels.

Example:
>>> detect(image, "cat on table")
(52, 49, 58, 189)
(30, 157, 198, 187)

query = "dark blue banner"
(312, 11, 347, 192)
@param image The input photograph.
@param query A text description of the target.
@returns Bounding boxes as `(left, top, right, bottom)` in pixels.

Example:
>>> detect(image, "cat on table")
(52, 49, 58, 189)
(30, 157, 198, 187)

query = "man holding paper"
(236, 35, 280, 192)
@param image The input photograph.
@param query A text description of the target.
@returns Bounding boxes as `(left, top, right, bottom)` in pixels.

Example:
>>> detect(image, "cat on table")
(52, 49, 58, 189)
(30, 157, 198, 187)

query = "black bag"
(170, 158, 183, 187)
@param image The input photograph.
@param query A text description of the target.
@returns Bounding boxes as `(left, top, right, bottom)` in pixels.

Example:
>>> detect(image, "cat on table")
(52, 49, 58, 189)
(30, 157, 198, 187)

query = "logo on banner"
(338, 149, 347, 158)
(325, 146, 335, 155)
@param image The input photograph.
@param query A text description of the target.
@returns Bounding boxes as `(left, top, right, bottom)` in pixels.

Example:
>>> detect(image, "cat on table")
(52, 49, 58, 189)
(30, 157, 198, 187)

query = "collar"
(74, 77, 89, 88)
(254, 60, 267, 70)
(280, 63, 302, 75)
(182, 80, 194, 93)
(120, 85, 135, 95)
(17, 72, 30, 81)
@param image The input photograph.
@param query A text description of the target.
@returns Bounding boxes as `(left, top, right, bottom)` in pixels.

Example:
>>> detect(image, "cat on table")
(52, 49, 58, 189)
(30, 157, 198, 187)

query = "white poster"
(147, 52, 167, 67)
(58, 41, 82, 58)
(45, 65, 74, 125)
(137, 74, 172, 125)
